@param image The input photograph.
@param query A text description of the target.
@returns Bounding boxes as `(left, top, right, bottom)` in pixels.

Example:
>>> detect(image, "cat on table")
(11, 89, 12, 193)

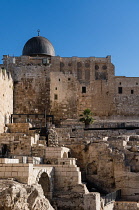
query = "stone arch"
(1, 144, 9, 157)
(36, 169, 52, 200)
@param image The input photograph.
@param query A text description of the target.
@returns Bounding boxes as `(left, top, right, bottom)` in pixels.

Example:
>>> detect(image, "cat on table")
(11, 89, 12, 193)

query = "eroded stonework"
(1, 36, 139, 209)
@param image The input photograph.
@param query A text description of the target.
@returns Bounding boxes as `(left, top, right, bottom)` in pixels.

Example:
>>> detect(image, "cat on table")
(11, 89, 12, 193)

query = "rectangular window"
(118, 87, 122, 94)
(82, 87, 86, 93)
(54, 94, 58, 100)
(131, 90, 134, 94)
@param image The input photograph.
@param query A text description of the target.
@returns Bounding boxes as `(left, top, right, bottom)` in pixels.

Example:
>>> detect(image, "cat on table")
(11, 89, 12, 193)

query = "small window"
(68, 78, 71, 81)
(136, 82, 138, 85)
(118, 87, 122, 94)
(131, 90, 134, 94)
(59, 79, 60, 81)
(55, 87, 57, 90)
(54, 94, 58, 100)
(119, 82, 121, 85)
(82, 87, 86, 93)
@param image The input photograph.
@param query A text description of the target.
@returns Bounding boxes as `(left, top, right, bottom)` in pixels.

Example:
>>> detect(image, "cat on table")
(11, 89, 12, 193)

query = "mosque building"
(2, 33, 139, 128)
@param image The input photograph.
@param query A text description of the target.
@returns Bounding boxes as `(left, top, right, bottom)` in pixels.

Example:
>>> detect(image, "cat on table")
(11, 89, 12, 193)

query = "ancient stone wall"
(3, 56, 51, 127)
(0, 161, 32, 183)
(50, 56, 116, 121)
(114, 76, 139, 116)
(55, 127, 138, 147)
(0, 68, 13, 133)
(3, 54, 139, 124)
(3, 55, 118, 124)
(114, 201, 139, 210)
(84, 192, 100, 210)
(12, 65, 50, 117)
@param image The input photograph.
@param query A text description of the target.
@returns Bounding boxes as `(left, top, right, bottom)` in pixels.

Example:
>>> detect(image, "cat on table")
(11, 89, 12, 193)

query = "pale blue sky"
(0, 0, 139, 77)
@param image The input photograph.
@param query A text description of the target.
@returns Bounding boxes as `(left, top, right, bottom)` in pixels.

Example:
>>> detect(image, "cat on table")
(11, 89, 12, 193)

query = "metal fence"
(104, 190, 121, 206)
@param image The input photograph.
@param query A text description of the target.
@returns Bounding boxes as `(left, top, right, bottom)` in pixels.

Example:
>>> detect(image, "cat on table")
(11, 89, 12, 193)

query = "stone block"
(0, 172, 4, 176)
(5, 172, 12, 177)
(11, 172, 18, 176)
(0, 167, 6, 171)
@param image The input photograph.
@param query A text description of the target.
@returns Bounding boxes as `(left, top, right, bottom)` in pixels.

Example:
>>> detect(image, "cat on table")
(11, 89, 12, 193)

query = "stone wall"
(55, 127, 138, 146)
(8, 60, 51, 126)
(3, 54, 139, 124)
(0, 68, 13, 133)
(50, 56, 116, 121)
(114, 77, 139, 116)
(114, 201, 139, 210)
(3, 55, 117, 123)
(84, 192, 100, 210)
(0, 162, 32, 183)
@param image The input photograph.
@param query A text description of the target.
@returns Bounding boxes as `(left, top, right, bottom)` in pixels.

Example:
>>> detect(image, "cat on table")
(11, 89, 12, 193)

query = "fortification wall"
(114, 77, 139, 116)
(9, 64, 51, 126)
(50, 56, 116, 121)
(0, 69, 13, 133)
(4, 54, 139, 123)
(3, 55, 117, 123)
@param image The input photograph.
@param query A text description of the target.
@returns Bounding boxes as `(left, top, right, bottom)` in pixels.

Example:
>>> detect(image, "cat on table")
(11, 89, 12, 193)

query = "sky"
(0, 0, 139, 77)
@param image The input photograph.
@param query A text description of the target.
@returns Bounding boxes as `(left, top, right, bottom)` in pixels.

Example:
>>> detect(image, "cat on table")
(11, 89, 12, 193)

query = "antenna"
(37, 29, 40, 36)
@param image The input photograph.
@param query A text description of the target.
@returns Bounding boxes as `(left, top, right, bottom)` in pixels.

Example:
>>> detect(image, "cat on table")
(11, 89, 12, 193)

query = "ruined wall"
(114, 201, 139, 210)
(0, 179, 54, 210)
(0, 68, 13, 133)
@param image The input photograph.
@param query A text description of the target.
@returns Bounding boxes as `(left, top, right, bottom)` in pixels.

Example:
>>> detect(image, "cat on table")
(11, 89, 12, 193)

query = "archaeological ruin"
(0, 34, 139, 209)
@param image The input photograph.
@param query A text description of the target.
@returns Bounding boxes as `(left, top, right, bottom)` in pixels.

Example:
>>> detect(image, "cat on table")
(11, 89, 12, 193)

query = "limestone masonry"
(0, 35, 139, 209)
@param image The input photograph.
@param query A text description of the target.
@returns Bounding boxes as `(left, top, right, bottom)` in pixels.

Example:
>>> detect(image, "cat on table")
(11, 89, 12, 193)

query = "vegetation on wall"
(79, 108, 95, 128)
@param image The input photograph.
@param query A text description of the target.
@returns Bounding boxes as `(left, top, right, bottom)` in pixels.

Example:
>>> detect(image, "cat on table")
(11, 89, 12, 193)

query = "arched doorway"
(2, 144, 9, 157)
(38, 172, 50, 199)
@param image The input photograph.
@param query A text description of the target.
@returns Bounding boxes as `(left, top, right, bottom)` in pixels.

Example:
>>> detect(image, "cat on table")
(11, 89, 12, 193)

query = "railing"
(104, 190, 121, 206)
(11, 114, 54, 127)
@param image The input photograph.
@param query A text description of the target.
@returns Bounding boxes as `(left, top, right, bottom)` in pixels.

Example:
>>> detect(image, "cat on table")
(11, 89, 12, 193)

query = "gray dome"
(22, 36, 55, 56)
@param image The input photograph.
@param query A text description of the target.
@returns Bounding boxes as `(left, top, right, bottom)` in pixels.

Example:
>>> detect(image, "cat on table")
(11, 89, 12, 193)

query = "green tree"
(79, 109, 95, 128)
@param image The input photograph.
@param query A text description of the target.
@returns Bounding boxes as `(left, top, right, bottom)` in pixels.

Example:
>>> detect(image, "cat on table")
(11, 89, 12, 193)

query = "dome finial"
(37, 29, 40, 36)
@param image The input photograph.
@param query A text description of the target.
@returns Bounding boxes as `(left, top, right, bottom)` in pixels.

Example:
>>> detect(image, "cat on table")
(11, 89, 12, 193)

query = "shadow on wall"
(38, 172, 51, 200)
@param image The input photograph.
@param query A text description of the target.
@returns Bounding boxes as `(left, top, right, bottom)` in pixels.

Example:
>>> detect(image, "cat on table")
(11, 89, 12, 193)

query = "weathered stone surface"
(0, 69, 13, 133)
(0, 179, 54, 210)
(48, 126, 58, 147)
(2, 45, 139, 210)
